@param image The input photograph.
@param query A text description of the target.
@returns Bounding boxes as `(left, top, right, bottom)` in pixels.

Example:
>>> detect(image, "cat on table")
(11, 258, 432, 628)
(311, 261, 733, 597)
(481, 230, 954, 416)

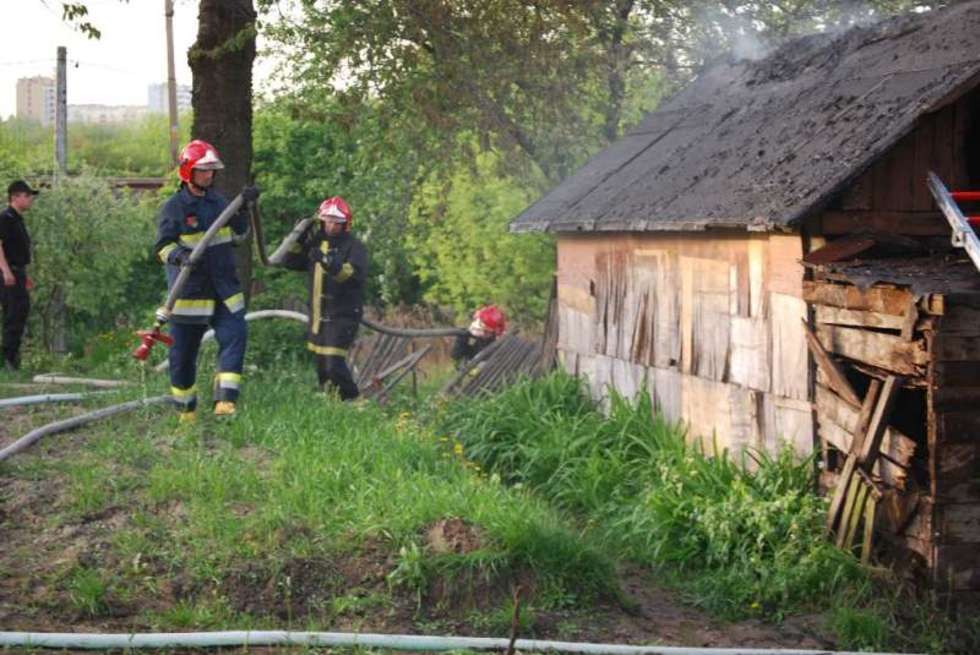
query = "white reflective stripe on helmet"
(194, 148, 224, 170)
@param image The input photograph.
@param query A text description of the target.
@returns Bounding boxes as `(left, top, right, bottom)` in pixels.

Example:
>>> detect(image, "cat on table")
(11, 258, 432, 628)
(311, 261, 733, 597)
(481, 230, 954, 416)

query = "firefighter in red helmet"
(451, 305, 506, 367)
(153, 139, 259, 421)
(283, 196, 368, 400)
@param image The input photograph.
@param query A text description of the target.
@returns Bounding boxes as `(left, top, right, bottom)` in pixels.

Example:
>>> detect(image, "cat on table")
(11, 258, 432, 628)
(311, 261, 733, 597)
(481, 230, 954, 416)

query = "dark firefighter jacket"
(283, 227, 368, 352)
(153, 186, 249, 324)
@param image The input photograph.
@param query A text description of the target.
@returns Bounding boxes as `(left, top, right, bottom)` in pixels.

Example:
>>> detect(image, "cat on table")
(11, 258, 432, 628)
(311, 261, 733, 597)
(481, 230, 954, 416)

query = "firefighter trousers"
(310, 316, 360, 401)
(169, 302, 247, 412)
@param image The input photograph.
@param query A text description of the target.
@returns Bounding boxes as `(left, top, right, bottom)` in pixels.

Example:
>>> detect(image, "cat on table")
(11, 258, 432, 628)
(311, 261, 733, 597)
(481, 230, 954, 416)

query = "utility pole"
(52, 45, 68, 353)
(55, 46, 67, 175)
(165, 0, 180, 167)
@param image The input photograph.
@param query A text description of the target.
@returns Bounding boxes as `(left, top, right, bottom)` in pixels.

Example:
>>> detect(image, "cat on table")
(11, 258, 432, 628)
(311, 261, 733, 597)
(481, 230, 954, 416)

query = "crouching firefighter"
(283, 196, 367, 400)
(154, 139, 258, 421)
(451, 305, 506, 368)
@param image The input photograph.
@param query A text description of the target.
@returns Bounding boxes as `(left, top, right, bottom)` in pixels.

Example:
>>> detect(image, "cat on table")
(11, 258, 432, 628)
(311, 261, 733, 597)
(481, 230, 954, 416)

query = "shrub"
(440, 372, 867, 617)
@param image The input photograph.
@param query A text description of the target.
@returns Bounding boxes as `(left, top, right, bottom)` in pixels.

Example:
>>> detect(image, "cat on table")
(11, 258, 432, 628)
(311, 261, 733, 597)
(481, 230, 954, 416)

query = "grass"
(2, 363, 619, 635)
(2, 357, 975, 653)
(436, 371, 975, 653)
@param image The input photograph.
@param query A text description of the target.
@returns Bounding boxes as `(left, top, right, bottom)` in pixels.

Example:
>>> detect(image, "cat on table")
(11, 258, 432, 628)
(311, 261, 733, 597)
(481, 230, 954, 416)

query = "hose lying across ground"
(152, 310, 465, 372)
(0, 391, 114, 409)
(0, 395, 170, 462)
(0, 631, 910, 654)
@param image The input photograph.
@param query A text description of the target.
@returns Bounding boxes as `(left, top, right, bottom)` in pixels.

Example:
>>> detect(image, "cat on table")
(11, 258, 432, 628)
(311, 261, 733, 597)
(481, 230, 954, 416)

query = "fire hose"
(259, 216, 467, 338)
(0, 631, 913, 654)
(151, 309, 464, 372)
(0, 395, 170, 462)
(132, 193, 248, 361)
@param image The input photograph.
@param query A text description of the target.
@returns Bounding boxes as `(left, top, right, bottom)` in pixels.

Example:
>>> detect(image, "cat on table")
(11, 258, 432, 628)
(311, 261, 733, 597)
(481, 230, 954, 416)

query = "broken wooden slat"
(803, 236, 877, 265)
(827, 457, 860, 533)
(855, 378, 883, 439)
(817, 419, 908, 490)
(802, 320, 861, 407)
(835, 473, 862, 546)
(816, 324, 927, 376)
(861, 495, 877, 565)
(857, 376, 903, 466)
(843, 481, 870, 550)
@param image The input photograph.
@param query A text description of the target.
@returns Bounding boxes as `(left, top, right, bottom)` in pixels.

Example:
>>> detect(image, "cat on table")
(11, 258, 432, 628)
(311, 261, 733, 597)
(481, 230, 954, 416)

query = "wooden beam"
(814, 305, 906, 331)
(855, 378, 882, 439)
(802, 320, 861, 407)
(816, 324, 927, 376)
(858, 376, 903, 467)
(803, 280, 915, 316)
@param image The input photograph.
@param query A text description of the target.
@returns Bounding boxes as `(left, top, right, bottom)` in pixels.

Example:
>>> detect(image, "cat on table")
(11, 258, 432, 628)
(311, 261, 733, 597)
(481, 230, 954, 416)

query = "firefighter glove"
(320, 249, 343, 276)
(168, 246, 194, 268)
(242, 185, 261, 203)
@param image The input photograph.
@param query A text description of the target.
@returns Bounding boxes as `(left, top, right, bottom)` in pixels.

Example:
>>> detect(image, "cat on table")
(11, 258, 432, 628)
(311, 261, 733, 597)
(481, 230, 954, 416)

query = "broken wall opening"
(805, 262, 980, 609)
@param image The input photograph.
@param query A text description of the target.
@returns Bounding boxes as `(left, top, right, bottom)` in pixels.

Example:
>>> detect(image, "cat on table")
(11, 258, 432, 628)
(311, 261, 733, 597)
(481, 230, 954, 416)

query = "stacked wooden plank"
(441, 334, 545, 398)
(805, 273, 980, 604)
(350, 333, 430, 403)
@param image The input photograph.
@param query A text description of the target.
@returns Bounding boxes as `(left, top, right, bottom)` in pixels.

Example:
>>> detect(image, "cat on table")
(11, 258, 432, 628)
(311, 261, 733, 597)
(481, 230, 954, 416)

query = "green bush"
(26, 174, 159, 354)
(439, 372, 866, 618)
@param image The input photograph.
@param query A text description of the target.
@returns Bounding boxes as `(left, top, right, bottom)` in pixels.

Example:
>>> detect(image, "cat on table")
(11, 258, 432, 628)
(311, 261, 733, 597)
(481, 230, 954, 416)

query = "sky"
(0, 0, 276, 120)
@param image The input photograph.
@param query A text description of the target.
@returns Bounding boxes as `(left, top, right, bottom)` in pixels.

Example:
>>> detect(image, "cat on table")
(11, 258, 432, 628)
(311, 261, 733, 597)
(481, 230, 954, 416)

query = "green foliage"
(440, 372, 863, 617)
(0, 112, 189, 178)
(65, 567, 110, 617)
(252, 98, 421, 305)
(407, 147, 555, 320)
(26, 174, 159, 352)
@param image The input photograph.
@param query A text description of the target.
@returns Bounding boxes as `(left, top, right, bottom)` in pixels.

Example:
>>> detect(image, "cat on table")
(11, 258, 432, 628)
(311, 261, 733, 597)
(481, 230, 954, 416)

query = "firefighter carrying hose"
(451, 305, 506, 368)
(283, 196, 368, 400)
(154, 139, 258, 421)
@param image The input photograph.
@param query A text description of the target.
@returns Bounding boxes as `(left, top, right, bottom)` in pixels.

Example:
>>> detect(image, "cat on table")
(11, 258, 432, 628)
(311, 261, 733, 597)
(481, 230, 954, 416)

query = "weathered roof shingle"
(511, 2, 980, 233)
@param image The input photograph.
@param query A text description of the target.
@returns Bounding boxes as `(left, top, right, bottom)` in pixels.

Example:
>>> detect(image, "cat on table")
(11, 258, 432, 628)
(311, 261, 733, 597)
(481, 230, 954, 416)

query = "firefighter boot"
(214, 401, 237, 417)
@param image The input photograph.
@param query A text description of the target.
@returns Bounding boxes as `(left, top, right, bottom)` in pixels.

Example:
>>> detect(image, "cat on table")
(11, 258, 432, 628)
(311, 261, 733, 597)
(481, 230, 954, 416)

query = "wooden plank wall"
(931, 300, 980, 596)
(815, 96, 971, 237)
(556, 232, 812, 458)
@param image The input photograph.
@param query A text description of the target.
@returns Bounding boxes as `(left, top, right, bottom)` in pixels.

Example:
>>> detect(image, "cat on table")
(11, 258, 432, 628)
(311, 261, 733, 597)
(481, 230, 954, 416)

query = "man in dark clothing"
(154, 140, 256, 421)
(283, 196, 368, 400)
(0, 180, 39, 370)
(451, 305, 506, 368)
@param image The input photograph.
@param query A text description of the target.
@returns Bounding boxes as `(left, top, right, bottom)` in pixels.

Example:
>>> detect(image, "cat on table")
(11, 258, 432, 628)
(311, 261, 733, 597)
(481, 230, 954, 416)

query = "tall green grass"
(438, 372, 863, 617)
(7, 366, 619, 630)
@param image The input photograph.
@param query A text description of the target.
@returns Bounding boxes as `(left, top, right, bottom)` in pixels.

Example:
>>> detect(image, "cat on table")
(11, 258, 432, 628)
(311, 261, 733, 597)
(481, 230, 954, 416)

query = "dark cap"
(7, 180, 40, 196)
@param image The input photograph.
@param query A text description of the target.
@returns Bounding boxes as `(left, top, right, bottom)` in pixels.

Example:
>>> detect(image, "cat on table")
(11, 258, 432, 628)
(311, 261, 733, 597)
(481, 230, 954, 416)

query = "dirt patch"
(425, 517, 486, 554)
(225, 557, 345, 619)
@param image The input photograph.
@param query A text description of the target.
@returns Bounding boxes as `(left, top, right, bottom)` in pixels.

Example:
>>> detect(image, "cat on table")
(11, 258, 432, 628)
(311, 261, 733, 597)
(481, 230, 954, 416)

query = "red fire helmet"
(318, 196, 353, 230)
(474, 305, 506, 336)
(178, 140, 224, 183)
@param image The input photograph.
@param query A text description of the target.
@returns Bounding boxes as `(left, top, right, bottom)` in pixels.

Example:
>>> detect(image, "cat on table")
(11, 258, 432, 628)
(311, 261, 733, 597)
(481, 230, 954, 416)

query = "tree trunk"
(189, 0, 256, 298)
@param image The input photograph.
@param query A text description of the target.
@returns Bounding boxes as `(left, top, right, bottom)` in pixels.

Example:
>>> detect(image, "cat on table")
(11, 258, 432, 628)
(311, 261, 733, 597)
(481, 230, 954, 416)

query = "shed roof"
(511, 2, 980, 234)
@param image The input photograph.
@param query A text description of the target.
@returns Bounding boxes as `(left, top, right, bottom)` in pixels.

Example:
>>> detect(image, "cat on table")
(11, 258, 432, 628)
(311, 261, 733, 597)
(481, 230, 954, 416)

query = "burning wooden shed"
(510, 2, 980, 603)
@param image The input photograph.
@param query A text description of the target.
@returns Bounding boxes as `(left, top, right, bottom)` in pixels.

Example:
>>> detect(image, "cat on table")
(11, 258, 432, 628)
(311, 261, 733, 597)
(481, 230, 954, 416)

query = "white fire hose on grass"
(0, 631, 918, 654)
